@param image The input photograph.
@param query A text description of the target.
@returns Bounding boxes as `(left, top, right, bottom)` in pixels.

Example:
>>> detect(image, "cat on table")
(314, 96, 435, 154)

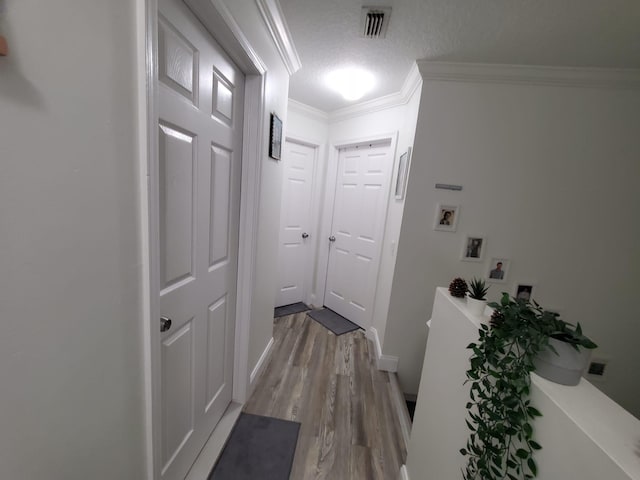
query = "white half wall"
(0, 1, 146, 478)
(406, 288, 640, 480)
(386, 62, 640, 416)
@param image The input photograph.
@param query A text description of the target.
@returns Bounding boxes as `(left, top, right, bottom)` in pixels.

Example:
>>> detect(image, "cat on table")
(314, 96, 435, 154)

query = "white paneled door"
(276, 141, 316, 307)
(156, 0, 244, 479)
(324, 142, 393, 329)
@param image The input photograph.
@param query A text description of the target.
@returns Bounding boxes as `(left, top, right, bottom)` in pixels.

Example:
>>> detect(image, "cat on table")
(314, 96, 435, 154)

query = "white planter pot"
(534, 338, 591, 386)
(466, 297, 487, 316)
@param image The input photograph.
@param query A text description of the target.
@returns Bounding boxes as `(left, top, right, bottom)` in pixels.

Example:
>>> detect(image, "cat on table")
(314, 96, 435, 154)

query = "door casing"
(141, 1, 267, 478)
(314, 132, 398, 328)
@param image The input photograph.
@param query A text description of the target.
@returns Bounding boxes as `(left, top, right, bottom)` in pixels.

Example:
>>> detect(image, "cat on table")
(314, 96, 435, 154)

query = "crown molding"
(417, 61, 640, 90)
(255, 0, 301, 75)
(287, 99, 329, 123)
(288, 63, 423, 123)
(399, 62, 423, 102)
(328, 62, 423, 122)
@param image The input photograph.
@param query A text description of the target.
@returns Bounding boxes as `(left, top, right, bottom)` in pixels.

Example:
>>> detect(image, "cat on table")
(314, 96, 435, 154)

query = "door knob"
(329, 235, 336, 242)
(160, 316, 172, 333)
(301, 232, 309, 239)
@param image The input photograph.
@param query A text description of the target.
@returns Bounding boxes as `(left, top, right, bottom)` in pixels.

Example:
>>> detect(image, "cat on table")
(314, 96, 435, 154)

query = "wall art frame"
(269, 112, 283, 160)
(486, 257, 510, 284)
(461, 235, 486, 262)
(394, 147, 412, 200)
(433, 203, 460, 232)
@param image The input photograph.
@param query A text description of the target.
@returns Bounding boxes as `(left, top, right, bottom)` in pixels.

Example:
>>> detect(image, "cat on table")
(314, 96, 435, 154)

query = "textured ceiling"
(279, 0, 640, 112)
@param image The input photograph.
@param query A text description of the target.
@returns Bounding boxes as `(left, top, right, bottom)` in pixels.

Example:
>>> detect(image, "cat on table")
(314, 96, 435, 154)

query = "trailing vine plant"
(460, 293, 597, 479)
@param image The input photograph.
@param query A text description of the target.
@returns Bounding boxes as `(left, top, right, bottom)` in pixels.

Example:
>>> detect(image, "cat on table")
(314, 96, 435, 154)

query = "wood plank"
(244, 313, 407, 479)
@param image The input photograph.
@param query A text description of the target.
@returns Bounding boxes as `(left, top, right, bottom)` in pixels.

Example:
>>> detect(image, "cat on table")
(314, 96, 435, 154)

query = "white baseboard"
(369, 327, 398, 372)
(389, 372, 412, 449)
(248, 337, 274, 396)
(399, 464, 410, 480)
(185, 402, 242, 480)
(308, 293, 317, 308)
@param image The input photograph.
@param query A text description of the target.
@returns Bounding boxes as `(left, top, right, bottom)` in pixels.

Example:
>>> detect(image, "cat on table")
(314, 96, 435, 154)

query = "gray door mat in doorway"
(208, 413, 300, 480)
(307, 308, 361, 336)
(274, 302, 310, 318)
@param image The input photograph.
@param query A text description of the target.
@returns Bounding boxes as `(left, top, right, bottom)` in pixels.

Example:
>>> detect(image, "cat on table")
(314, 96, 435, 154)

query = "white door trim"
(141, 1, 266, 478)
(282, 135, 324, 307)
(314, 132, 399, 314)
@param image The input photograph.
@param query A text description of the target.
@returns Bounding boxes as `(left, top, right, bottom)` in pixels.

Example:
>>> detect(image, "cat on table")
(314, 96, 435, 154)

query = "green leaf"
(516, 448, 529, 459)
(527, 406, 542, 417)
(501, 292, 510, 306)
(529, 440, 542, 450)
(528, 457, 538, 476)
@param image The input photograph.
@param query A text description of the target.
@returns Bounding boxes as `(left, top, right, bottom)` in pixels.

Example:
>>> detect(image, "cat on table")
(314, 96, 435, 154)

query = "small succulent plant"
(467, 277, 489, 300)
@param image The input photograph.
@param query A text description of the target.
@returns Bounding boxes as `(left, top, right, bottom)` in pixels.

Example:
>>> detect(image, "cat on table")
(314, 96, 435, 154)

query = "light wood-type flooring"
(244, 312, 407, 479)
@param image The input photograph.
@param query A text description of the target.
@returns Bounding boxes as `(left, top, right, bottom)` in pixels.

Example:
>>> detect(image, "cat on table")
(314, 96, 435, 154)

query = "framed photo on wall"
(515, 283, 536, 302)
(269, 113, 283, 160)
(394, 147, 412, 200)
(486, 257, 510, 284)
(461, 235, 486, 262)
(433, 203, 459, 232)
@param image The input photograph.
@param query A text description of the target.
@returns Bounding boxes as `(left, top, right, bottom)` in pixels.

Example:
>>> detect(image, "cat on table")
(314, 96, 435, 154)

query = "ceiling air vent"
(360, 6, 392, 39)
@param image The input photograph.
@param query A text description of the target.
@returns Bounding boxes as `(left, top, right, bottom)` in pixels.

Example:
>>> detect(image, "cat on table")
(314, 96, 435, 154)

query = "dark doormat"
(307, 308, 361, 336)
(208, 413, 300, 480)
(274, 302, 310, 318)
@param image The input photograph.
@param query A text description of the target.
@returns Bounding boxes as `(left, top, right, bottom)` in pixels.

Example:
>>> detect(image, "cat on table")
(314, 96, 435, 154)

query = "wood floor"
(244, 312, 407, 480)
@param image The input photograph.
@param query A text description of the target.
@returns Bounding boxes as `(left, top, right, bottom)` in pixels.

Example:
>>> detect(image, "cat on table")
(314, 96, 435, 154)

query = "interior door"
(156, 0, 244, 478)
(275, 140, 316, 307)
(324, 141, 393, 328)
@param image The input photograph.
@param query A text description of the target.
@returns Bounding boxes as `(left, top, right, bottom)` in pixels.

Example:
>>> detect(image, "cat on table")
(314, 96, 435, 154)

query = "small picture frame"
(515, 283, 536, 302)
(433, 203, 460, 232)
(461, 235, 486, 262)
(486, 257, 510, 284)
(394, 147, 412, 200)
(269, 113, 282, 160)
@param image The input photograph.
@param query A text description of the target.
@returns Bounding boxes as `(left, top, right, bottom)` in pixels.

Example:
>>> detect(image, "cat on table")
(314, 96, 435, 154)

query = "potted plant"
(466, 277, 489, 316)
(460, 293, 597, 480)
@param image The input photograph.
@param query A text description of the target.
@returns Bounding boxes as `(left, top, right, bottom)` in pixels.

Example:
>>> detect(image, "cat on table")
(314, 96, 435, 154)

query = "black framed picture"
(269, 113, 283, 160)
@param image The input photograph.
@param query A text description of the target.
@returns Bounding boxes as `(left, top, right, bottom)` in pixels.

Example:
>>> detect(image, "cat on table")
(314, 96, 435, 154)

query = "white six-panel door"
(275, 140, 316, 307)
(156, 0, 244, 478)
(324, 142, 393, 329)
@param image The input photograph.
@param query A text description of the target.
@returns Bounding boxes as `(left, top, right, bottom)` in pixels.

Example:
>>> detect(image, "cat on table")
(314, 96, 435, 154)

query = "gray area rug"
(274, 302, 310, 318)
(307, 308, 361, 335)
(209, 413, 300, 480)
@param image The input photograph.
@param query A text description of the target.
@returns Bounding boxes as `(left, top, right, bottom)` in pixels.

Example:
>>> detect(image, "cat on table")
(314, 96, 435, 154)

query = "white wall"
(326, 95, 422, 346)
(386, 62, 640, 416)
(220, 1, 292, 378)
(0, 0, 294, 478)
(0, 1, 146, 479)
(286, 102, 329, 145)
(285, 82, 421, 352)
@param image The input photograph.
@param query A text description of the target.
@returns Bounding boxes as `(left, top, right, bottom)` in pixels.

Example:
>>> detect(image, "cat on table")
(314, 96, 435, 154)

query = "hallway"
(244, 313, 407, 479)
